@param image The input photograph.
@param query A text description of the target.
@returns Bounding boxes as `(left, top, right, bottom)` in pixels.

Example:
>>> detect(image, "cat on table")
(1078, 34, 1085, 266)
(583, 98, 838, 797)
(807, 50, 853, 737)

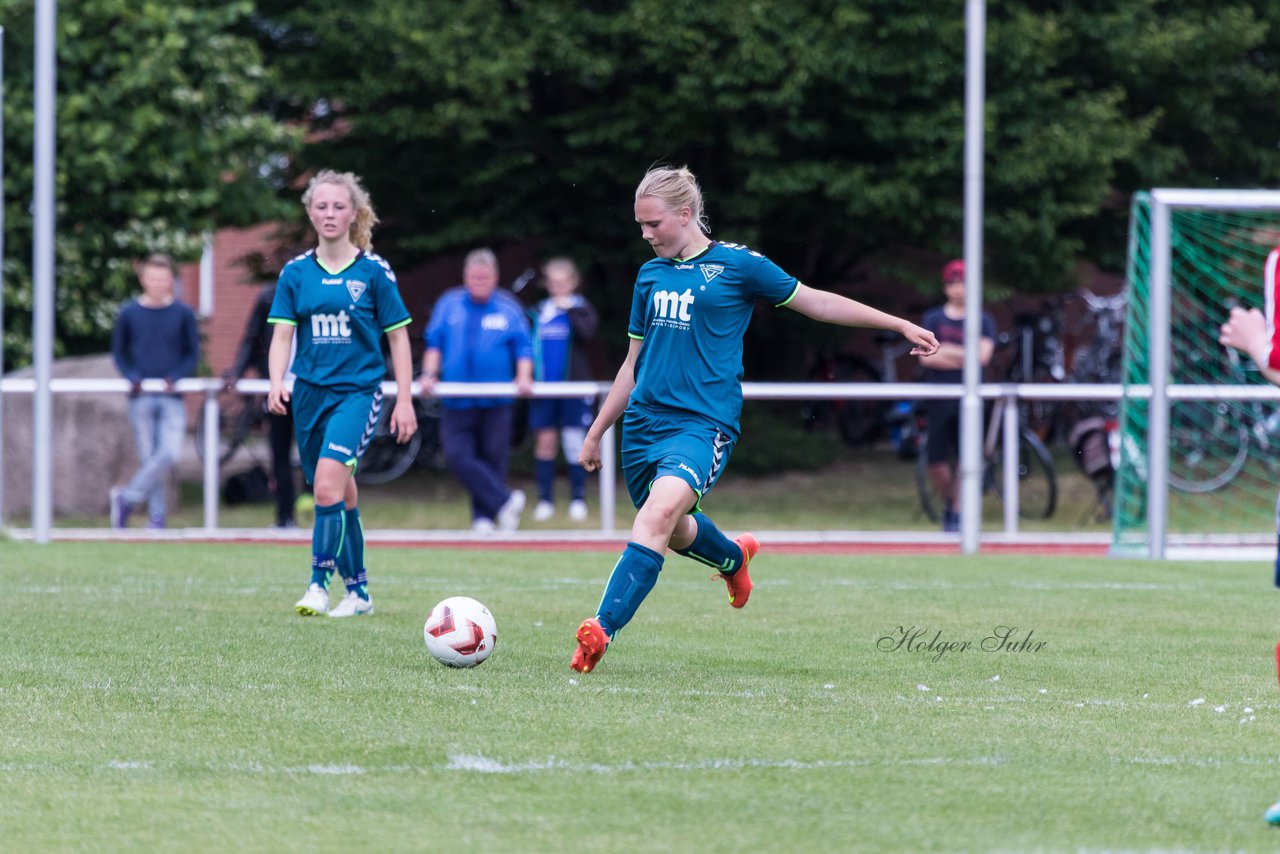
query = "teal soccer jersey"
(627, 241, 800, 437)
(268, 250, 411, 391)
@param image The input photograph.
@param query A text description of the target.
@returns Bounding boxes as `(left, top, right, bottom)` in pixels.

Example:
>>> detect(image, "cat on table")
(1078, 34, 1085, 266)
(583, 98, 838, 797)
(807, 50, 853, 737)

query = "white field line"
(0, 752, 1260, 776)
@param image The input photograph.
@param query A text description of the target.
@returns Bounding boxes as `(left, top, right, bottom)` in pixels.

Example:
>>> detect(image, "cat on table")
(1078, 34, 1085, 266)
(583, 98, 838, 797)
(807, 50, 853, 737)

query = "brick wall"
(190, 222, 284, 378)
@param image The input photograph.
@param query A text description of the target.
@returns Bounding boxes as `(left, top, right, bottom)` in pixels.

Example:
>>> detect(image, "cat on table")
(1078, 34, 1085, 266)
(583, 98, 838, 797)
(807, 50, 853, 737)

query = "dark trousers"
(440, 405, 514, 521)
(269, 406, 297, 526)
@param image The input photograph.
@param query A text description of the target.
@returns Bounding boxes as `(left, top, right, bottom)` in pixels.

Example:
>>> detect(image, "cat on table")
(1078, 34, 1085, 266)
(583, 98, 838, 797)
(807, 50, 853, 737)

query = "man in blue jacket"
(423, 248, 534, 533)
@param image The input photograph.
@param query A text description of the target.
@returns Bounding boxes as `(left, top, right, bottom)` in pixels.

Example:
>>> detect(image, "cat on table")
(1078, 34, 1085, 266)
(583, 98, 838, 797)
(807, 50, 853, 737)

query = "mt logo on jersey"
(652, 288, 695, 327)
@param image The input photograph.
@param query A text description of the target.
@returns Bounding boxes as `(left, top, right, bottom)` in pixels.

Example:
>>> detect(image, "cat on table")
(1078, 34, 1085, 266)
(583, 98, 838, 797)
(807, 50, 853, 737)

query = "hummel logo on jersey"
(321, 277, 343, 285)
(311, 311, 352, 341)
(652, 288, 695, 324)
(328, 442, 353, 455)
(674, 263, 695, 270)
(346, 280, 367, 303)
(481, 315, 510, 332)
(700, 264, 725, 282)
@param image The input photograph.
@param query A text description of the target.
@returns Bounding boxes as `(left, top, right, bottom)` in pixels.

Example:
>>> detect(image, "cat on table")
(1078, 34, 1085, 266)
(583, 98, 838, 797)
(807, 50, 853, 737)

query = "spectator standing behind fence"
(422, 248, 535, 534)
(225, 282, 300, 529)
(916, 259, 997, 533)
(530, 257, 599, 523)
(109, 253, 200, 529)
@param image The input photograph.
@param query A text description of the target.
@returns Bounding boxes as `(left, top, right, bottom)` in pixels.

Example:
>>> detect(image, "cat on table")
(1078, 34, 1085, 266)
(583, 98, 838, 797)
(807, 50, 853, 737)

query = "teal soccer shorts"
(620, 405, 736, 509)
(291, 379, 383, 484)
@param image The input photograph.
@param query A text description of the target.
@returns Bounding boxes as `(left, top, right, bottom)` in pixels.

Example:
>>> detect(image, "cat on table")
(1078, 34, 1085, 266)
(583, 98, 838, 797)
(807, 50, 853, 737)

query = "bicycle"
(799, 347, 882, 446)
(914, 386, 1058, 524)
(799, 331, 922, 453)
(355, 393, 444, 485)
(915, 396, 1057, 523)
(1164, 340, 1274, 493)
(195, 388, 271, 467)
(1000, 298, 1068, 444)
(1057, 288, 1127, 518)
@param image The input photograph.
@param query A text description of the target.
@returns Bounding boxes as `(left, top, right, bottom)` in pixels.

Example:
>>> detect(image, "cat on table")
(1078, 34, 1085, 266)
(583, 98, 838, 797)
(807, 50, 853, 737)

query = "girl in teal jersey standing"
(266, 170, 418, 618)
(570, 165, 939, 672)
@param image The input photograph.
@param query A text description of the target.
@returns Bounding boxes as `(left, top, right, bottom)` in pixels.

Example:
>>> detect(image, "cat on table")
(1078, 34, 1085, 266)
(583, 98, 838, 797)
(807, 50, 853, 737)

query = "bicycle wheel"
(987, 430, 1057, 519)
(802, 354, 883, 446)
(1020, 386, 1062, 446)
(1167, 400, 1249, 493)
(195, 393, 260, 467)
(831, 356, 883, 446)
(357, 430, 422, 485)
(413, 397, 446, 471)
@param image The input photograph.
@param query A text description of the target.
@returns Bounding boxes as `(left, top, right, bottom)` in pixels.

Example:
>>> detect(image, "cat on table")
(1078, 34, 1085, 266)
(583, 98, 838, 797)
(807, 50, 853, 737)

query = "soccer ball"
(423, 596, 497, 668)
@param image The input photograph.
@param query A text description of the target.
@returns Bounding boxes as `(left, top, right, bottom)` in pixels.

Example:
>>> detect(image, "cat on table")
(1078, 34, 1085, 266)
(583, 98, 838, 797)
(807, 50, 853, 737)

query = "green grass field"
(3, 540, 1280, 851)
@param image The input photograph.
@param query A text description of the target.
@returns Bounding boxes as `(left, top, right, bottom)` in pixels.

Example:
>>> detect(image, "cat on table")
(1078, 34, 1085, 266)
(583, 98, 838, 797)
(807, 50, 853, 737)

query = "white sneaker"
(472, 518, 497, 536)
(533, 500, 555, 522)
(497, 489, 526, 532)
(568, 499, 589, 522)
(329, 591, 374, 617)
(295, 584, 329, 616)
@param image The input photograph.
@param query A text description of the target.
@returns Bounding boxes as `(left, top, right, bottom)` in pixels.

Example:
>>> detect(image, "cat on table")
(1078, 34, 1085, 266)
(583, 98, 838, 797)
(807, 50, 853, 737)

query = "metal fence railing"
(4, 377, 1278, 551)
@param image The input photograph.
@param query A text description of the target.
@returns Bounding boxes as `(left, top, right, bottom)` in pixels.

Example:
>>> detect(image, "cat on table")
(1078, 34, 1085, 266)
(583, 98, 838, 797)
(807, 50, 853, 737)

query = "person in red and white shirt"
(1220, 247, 1280, 825)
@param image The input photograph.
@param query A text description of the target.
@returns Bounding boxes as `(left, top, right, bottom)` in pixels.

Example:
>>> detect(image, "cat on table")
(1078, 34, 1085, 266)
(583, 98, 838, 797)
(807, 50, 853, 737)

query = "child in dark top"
(530, 257, 599, 523)
(916, 259, 998, 532)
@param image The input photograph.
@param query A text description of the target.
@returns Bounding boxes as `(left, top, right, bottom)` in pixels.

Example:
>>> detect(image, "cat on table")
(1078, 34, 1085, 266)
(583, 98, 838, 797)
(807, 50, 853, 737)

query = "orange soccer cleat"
(714, 533, 759, 609)
(570, 617, 611, 673)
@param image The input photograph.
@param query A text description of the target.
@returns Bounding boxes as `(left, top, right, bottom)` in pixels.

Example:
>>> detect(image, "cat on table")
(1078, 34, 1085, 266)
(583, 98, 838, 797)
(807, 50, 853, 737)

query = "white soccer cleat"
(497, 489, 526, 532)
(295, 583, 329, 616)
(472, 518, 497, 536)
(328, 591, 374, 618)
(533, 500, 555, 522)
(568, 499, 589, 522)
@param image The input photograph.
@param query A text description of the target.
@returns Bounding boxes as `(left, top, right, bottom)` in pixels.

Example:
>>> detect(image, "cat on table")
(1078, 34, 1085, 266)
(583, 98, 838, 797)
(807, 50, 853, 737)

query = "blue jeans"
(123, 394, 187, 522)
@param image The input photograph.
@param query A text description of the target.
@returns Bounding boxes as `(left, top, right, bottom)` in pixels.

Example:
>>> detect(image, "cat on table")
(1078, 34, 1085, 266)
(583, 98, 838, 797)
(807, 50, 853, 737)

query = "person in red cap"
(917, 259, 998, 532)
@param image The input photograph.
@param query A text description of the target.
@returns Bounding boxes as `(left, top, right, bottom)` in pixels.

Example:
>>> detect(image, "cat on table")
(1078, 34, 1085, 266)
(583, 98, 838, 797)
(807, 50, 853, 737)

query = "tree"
(1, 0, 299, 367)
(252, 1, 1280, 292)
(237, 1, 1136, 369)
(10, 1, 1280, 372)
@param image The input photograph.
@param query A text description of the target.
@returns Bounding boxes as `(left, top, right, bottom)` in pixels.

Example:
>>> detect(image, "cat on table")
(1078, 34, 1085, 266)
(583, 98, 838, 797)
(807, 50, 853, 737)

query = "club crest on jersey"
(700, 264, 725, 283)
(345, 280, 367, 303)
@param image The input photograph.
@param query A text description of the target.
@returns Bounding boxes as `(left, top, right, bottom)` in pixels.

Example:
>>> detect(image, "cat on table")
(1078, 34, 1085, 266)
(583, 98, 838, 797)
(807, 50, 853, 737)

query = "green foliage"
(1, 0, 299, 366)
(7, 1, 1280, 370)
(254, 1, 1280, 284)
(248, 0, 1280, 369)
